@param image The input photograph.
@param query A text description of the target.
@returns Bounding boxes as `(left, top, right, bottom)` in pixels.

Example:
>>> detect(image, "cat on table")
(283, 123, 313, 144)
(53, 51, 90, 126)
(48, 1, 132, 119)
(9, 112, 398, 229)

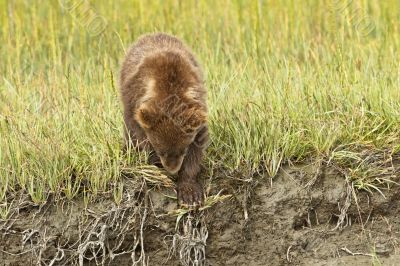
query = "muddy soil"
(1, 163, 400, 265)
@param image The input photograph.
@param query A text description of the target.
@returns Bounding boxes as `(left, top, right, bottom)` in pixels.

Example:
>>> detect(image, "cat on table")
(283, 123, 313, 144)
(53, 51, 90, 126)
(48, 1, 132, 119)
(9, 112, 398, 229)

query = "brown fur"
(120, 33, 208, 205)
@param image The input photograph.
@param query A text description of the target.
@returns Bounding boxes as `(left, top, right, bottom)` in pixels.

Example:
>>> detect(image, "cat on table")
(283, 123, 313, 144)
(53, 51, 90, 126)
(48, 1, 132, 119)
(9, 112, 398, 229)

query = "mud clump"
(1, 163, 400, 265)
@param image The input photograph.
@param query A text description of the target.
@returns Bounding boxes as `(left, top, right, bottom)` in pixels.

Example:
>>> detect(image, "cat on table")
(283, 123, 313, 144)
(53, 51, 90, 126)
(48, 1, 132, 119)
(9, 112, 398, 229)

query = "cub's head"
(135, 102, 206, 174)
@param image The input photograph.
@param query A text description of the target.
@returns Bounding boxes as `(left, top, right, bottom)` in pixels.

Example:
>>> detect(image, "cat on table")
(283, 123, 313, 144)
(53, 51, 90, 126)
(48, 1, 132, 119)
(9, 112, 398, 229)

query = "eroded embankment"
(1, 162, 400, 265)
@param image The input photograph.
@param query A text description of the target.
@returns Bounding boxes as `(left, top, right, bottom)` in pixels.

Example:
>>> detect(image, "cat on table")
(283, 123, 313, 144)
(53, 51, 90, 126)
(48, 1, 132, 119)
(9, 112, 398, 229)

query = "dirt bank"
(1, 162, 400, 265)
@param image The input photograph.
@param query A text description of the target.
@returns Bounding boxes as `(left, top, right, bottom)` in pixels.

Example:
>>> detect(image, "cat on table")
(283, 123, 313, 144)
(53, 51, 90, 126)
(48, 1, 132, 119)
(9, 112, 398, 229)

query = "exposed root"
(340, 247, 373, 257)
(332, 180, 353, 230)
(304, 159, 324, 189)
(286, 245, 293, 262)
(172, 212, 208, 266)
(164, 192, 230, 265)
(74, 179, 149, 266)
(1, 178, 151, 265)
(132, 187, 149, 266)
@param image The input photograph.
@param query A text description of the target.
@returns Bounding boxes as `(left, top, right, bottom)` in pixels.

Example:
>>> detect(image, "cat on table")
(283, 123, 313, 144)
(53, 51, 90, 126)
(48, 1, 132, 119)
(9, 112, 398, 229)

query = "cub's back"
(120, 33, 199, 86)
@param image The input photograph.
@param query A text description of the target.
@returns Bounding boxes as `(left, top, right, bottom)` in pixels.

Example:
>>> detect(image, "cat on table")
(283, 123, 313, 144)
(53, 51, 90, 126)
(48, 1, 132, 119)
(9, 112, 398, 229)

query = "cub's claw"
(177, 179, 204, 207)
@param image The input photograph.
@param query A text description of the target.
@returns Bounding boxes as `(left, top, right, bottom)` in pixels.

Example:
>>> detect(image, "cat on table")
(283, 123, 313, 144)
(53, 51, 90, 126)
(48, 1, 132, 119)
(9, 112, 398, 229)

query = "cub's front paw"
(177, 179, 204, 207)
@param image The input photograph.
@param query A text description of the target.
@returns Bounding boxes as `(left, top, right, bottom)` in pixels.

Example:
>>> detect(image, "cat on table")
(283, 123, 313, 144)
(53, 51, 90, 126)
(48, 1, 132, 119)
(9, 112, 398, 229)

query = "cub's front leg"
(177, 126, 209, 206)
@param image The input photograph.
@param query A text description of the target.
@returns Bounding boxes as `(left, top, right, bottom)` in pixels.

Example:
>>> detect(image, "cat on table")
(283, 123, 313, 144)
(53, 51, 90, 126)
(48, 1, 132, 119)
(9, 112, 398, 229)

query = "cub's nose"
(165, 166, 179, 175)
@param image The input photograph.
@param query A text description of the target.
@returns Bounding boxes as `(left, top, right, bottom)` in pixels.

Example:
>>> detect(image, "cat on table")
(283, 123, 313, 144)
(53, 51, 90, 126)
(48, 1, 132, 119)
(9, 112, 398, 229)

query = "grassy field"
(1, 0, 400, 215)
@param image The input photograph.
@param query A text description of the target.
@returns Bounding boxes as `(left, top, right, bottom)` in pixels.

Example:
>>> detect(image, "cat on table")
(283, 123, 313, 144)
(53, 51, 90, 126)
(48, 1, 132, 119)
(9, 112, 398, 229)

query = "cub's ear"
(135, 106, 157, 129)
(187, 110, 207, 133)
(194, 111, 207, 127)
(185, 87, 205, 102)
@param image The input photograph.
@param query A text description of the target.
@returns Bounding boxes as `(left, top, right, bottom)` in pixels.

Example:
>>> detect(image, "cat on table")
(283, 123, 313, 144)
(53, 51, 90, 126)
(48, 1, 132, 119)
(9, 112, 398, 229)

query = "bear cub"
(120, 33, 208, 206)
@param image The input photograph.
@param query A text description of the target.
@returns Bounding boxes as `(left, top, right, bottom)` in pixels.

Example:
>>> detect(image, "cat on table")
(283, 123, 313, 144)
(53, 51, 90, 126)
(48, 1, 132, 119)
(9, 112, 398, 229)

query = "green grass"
(1, 0, 400, 210)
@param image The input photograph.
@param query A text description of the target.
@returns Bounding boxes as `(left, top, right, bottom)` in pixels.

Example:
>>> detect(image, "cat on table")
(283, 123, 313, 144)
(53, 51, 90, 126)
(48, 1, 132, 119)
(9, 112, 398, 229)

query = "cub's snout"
(160, 155, 185, 174)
